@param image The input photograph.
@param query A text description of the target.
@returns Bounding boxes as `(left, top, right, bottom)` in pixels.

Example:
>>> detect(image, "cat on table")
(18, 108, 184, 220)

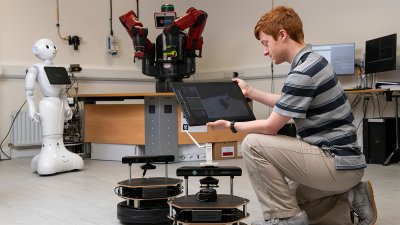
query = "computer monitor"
(311, 43, 355, 75)
(365, 33, 397, 74)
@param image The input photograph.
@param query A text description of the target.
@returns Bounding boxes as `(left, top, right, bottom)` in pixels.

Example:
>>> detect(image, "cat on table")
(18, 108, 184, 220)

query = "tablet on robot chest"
(44, 66, 71, 85)
(172, 82, 256, 126)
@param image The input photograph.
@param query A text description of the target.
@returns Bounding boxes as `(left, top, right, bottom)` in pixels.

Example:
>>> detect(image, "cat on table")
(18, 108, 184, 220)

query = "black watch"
(230, 121, 238, 133)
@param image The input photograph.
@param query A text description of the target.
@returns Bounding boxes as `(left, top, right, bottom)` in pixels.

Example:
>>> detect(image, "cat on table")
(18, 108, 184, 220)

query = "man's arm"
(233, 78, 281, 107)
(207, 111, 291, 135)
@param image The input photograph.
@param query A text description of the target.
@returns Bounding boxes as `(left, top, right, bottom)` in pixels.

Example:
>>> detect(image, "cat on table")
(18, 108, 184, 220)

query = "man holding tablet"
(207, 6, 377, 225)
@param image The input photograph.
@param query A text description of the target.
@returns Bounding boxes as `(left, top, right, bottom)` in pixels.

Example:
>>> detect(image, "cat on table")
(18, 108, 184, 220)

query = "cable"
(268, 61, 274, 115)
(109, 0, 114, 36)
(136, 0, 140, 19)
(0, 101, 27, 161)
(56, 0, 68, 41)
(357, 97, 369, 131)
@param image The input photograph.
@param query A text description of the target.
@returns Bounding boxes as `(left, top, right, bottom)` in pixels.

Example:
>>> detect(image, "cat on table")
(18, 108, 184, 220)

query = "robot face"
(32, 39, 57, 61)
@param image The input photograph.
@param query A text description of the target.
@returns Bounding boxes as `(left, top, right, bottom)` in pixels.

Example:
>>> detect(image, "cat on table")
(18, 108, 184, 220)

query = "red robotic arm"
(119, 10, 154, 59)
(164, 7, 207, 57)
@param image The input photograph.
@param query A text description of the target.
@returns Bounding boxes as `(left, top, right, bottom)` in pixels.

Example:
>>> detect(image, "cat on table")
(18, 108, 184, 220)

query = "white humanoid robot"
(25, 38, 84, 175)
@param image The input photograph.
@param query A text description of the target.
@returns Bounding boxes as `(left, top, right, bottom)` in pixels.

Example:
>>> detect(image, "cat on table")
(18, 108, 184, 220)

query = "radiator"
(11, 111, 42, 147)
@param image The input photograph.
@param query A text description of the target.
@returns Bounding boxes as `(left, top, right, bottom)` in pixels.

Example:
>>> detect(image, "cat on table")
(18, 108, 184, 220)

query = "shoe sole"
(365, 181, 378, 225)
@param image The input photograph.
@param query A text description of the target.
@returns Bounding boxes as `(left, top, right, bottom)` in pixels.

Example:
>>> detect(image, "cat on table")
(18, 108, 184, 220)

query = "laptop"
(44, 66, 71, 85)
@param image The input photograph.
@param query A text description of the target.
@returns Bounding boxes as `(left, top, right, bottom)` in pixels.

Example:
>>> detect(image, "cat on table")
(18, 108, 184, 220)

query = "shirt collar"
(290, 44, 313, 71)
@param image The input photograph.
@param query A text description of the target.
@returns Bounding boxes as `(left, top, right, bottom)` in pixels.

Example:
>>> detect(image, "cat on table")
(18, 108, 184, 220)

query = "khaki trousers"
(242, 134, 364, 225)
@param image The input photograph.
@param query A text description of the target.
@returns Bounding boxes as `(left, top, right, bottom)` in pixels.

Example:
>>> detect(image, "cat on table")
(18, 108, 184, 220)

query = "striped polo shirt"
(274, 45, 366, 170)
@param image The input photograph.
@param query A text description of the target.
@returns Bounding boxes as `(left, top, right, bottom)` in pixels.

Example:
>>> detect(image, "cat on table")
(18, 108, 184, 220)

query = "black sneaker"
(350, 181, 377, 225)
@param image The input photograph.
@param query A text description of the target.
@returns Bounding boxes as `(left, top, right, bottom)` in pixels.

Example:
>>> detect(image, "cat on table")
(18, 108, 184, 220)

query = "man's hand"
(206, 120, 230, 130)
(232, 78, 252, 97)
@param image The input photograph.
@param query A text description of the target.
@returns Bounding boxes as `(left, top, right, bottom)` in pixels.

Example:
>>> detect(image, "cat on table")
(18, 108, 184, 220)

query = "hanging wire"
(109, 0, 114, 35)
(136, 0, 140, 19)
(56, 0, 68, 40)
(0, 101, 27, 160)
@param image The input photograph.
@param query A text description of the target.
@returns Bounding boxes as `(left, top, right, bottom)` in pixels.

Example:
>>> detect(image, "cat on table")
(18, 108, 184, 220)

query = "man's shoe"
(251, 211, 308, 225)
(350, 181, 377, 225)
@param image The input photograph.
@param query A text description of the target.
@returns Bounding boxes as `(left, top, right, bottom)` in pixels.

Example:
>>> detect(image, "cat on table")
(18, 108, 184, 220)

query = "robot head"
(32, 39, 57, 61)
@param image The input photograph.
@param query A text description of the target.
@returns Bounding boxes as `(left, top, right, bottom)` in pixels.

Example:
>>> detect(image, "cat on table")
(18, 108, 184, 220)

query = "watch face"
(230, 121, 237, 133)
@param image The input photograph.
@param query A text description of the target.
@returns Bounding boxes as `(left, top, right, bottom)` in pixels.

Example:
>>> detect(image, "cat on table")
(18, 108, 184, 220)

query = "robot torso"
(35, 63, 65, 97)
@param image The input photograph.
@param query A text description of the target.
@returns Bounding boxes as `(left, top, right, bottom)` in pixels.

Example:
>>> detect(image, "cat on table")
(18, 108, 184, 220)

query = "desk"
(78, 93, 247, 159)
(344, 88, 389, 95)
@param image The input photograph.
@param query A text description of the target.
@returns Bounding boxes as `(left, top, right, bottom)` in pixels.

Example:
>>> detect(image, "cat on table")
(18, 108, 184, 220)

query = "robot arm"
(119, 10, 155, 60)
(164, 7, 207, 57)
(60, 87, 73, 121)
(25, 66, 40, 123)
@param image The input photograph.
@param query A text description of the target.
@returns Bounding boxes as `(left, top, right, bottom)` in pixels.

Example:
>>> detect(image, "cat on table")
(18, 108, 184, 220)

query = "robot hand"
(64, 107, 73, 121)
(28, 108, 40, 123)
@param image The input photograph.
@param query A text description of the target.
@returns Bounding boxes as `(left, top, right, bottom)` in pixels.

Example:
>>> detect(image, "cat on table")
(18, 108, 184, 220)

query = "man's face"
(259, 31, 285, 65)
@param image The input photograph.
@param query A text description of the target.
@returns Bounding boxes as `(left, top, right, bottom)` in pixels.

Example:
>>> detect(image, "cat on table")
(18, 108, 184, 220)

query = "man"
(207, 6, 377, 225)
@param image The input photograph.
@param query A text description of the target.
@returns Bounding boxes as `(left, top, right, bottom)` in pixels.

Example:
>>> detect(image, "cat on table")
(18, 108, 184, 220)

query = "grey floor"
(0, 157, 398, 225)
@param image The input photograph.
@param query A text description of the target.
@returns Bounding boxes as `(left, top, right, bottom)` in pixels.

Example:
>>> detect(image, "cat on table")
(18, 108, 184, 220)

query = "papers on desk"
(378, 85, 400, 91)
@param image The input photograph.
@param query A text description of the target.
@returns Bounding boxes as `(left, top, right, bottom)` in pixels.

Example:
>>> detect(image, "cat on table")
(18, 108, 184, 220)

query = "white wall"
(1, 0, 400, 158)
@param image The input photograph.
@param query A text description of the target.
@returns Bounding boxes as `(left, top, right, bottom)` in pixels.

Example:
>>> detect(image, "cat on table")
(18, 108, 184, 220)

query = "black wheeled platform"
(168, 166, 248, 225)
(116, 155, 182, 225)
(117, 200, 172, 225)
(169, 194, 249, 224)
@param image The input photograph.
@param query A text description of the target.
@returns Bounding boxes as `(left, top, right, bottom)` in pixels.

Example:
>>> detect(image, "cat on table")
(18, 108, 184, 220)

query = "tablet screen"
(44, 66, 71, 85)
(172, 82, 256, 126)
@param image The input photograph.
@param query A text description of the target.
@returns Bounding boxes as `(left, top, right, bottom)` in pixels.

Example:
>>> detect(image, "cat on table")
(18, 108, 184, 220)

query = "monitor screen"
(171, 82, 256, 126)
(365, 33, 397, 74)
(311, 43, 355, 75)
(154, 12, 176, 28)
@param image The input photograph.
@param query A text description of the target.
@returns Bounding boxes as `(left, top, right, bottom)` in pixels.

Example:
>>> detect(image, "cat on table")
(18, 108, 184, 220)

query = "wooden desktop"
(78, 93, 247, 159)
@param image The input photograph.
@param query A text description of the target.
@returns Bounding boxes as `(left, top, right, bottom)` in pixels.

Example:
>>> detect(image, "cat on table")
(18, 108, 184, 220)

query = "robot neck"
(42, 59, 53, 65)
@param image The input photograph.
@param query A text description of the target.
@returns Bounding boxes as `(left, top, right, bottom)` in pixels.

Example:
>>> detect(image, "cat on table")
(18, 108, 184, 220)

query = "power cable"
(0, 101, 27, 161)
(109, 0, 114, 36)
(136, 0, 140, 19)
(56, 0, 68, 41)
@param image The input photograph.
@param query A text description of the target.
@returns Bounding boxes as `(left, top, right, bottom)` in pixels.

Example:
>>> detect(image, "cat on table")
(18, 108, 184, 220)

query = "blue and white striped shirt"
(275, 45, 366, 170)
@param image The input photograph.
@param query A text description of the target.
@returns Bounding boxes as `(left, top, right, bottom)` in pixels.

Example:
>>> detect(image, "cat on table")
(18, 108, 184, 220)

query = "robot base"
(31, 138, 84, 175)
(116, 155, 182, 224)
(169, 194, 249, 224)
(117, 200, 172, 225)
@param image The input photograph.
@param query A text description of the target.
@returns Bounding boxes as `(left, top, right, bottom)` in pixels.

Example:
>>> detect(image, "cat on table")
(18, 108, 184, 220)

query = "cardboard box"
(213, 141, 242, 160)
(178, 144, 206, 161)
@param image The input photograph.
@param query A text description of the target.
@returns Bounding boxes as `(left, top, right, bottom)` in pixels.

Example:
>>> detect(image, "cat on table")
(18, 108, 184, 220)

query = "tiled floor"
(0, 157, 398, 224)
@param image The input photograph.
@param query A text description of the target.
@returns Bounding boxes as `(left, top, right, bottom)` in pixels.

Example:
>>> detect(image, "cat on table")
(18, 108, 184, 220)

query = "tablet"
(172, 82, 256, 126)
(44, 66, 71, 85)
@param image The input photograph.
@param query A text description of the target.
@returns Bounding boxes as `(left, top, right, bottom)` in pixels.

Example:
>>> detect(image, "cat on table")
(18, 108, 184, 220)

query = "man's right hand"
(232, 78, 252, 97)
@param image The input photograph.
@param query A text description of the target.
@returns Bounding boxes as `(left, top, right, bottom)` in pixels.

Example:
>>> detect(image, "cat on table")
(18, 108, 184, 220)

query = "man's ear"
(279, 29, 287, 41)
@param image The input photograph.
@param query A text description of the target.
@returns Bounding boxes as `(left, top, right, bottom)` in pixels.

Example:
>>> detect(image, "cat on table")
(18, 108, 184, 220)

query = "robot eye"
(46, 45, 49, 49)
(54, 46, 57, 50)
